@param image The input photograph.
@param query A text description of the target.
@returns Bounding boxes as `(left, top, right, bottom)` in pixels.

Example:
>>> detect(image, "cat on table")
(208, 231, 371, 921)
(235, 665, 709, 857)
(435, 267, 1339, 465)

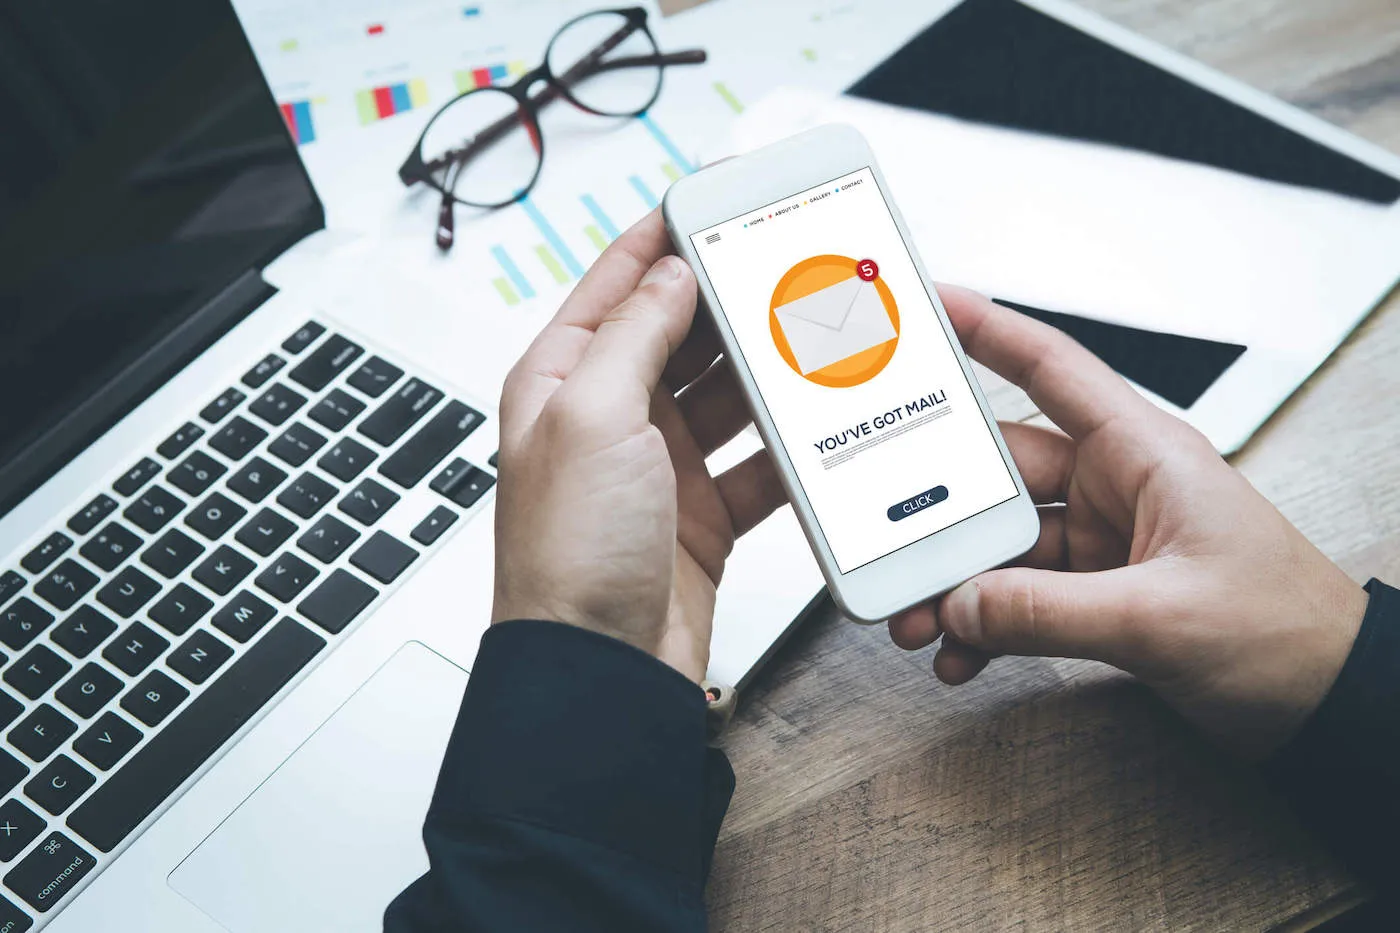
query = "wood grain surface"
(653, 0, 1400, 929)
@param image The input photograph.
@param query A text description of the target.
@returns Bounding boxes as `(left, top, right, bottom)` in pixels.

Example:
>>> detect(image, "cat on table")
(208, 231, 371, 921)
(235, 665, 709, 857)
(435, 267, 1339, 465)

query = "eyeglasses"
(398, 6, 706, 252)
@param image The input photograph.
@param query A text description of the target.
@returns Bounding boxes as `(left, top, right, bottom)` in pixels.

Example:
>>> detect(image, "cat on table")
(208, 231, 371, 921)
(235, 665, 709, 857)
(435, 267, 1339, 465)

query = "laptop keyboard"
(0, 322, 495, 926)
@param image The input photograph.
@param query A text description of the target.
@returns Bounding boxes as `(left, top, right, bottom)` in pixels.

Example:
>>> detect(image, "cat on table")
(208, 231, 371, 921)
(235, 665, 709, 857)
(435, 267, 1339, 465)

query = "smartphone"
(663, 124, 1039, 623)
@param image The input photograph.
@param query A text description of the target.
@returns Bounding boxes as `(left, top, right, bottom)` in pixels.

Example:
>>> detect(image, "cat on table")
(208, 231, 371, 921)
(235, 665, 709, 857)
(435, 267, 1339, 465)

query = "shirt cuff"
(426, 619, 733, 885)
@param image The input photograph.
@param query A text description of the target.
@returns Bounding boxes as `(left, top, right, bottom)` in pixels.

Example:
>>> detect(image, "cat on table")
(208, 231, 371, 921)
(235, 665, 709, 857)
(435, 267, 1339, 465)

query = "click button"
(887, 486, 949, 522)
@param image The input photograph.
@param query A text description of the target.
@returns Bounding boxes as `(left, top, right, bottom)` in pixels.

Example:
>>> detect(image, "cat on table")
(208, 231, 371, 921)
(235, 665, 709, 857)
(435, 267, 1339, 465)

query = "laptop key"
(192, 546, 255, 597)
(120, 671, 188, 727)
(50, 606, 117, 659)
(141, 530, 205, 580)
(0, 575, 22, 611)
(0, 799, 44, 862)
(55, 664, 122, 720)
(157, 422, 205, 461)
(410, 506, 458, 546)
(289, 334, 363, 392)
(0, 600, 55, 652)
(297, 570, 378, 635)
(430, 460, 495, 509)
(79, 522, 142, 574)
(5, 646, 71, 700)
(112, 457, 161, 497)
(169, 450, 227, 497)
(68, 617, 325, 853)
(199, 387, 247, 425)
(102, 622, 168, 677)
(211, 591, 276, 643)
(73, 712, 142, 772)
(489, 450, 498, 469)
(277, 473, 336, 520)
(0, 752, 26, 797)
(350, 532, 418, 584)
(249, 383, 308, 427)
(379, 401, 484, 488)
(67, 494, 117, 536)
(208, 416, 268, 462)
(308, 388, 365, 432)
(96, 567, 161, 619)
(21, 535, 66, 580)
(0, 890, 32, 930)
(242, 353, 287, 389)
(297, 515, 360, 564)
(167, 630, 233, 686)
(0, 696, 20, 731)
(281, 320, 326, 355)
(234, 509, 297, 557)
(338, 478, 399, 526)
(318, 437, 376, 482)
(267, 422, 328, 468)
(358, 378, 443, 446)
(25, 758, 95, 816)
(9, 704, 77, 762)
(347, 356, 404, 398)
(6, 830, 94, 908)
(123, 485, 185, 534)
(185, 492, 246, 541)
(32, 561, 98, 612)
(227, 457, 288, 505)
(256, 553, 319, 604)
(147, 583, 213, 638)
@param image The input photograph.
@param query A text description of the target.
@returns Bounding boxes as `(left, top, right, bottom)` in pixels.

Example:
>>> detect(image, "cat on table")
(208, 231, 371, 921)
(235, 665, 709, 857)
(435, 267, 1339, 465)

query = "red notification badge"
(856, 258, 879, 282)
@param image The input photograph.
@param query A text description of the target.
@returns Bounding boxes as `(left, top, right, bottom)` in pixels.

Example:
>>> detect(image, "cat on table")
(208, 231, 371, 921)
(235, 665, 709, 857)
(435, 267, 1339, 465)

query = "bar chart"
(356, 79, 431, 124)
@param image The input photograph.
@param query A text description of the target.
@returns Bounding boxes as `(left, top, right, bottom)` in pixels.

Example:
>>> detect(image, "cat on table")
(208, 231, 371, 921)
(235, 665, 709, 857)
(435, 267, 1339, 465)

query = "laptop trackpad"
(169, 642, 468, 932)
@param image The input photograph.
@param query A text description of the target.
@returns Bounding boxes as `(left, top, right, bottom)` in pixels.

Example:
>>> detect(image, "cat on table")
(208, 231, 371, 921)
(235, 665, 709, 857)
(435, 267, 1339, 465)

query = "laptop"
(0, 1, 821, 929)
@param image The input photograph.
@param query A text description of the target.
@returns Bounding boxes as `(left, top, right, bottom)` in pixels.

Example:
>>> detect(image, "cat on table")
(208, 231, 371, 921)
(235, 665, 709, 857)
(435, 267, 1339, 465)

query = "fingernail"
(942, 582, 981, 642)
(642, 255, 684, 286)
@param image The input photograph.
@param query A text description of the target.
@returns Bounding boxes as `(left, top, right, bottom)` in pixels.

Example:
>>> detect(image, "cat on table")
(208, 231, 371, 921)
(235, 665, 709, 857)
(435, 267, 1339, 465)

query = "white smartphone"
(664, 124, 1039, 623)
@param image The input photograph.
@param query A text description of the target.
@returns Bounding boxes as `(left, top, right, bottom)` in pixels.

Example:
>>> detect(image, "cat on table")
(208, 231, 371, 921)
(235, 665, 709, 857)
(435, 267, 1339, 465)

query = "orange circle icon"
(769, 254, 899, 388)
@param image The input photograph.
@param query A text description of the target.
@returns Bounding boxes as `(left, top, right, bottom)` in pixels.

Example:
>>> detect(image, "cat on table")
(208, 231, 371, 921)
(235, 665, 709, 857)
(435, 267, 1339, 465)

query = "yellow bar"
(535, 245, 570, 284)
(585, 225, 609, 252)
(453, 70, 474, 94)
(713, 81, 743, 114)
(409, 78, 430, 108)
(661, 162, 682, 183)
(509, 60, 529, 75)
(493, 277, 521, 306)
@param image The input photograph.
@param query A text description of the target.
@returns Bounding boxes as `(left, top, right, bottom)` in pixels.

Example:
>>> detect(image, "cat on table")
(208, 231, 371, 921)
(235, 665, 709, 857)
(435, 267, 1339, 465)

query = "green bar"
(662, 162, 682, 183)
(535, 245, 569, 284)
(493, 277, 521, 306)
(713, 81, 744, 114)
(453, 70, 474, 94)
(584, 225, 609, 252)
(801, 48, 818, 62)
(355, 89, 378, 125)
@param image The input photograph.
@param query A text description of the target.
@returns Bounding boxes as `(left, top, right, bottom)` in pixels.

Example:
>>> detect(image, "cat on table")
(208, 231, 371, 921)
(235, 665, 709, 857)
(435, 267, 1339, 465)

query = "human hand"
(491, 210, 786, 685)
(888, 286, 1367, 757)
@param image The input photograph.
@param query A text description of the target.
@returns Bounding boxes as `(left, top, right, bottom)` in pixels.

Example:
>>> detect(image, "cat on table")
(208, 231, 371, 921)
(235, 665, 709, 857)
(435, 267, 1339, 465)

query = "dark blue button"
(887, 486, 949, 522)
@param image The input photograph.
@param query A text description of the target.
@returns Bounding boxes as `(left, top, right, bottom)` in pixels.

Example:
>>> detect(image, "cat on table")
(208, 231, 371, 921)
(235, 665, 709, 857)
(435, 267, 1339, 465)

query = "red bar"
(367, 23, 384, 35)
(472, 67, 492, 88)
(279, 102, 297, 142)
(373, 86, 395, 118)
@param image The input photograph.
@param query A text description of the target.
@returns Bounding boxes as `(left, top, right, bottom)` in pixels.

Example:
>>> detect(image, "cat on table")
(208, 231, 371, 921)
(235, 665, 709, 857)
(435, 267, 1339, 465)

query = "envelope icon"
(774, 277, 896, 375)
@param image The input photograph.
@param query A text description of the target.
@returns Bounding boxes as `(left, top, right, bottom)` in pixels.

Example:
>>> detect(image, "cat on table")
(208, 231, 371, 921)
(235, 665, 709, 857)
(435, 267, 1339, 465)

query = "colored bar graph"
(454, 61, 529, 92)
(492, 246, 535, 300)
(279, 100, 316, 145)
(638, 114, 694, 174)
(520, 197, 584, 279)
(662, 162, 682, 183)
(493, 277, 521, 306)
(536, 246, 570, 284)
(580, 195, 619, 240)
(356, 79, 430, 125)
(630, 175, 658, 209)
(585, 225, 609, 252)
(714, 81, 744, 114)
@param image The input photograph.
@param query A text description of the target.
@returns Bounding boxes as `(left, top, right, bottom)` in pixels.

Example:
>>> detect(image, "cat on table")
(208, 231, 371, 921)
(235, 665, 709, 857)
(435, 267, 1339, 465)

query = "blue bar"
(489, 64, 508, 80)
(463, 6, 481, 16)
(520, 197, 585, 279)
(629, 175, 658, 209)
(580, 195, 619, 241)
(389, 82, 412, 114)
(638, 113, 694, 174)
(292, 100, 315, 144)
(492, 245, 535, 300)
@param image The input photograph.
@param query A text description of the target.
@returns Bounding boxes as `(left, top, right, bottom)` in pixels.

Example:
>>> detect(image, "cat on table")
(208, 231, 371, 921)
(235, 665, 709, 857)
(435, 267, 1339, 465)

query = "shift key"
(378, 401, 484, 488)
(357, 379, 443, 446)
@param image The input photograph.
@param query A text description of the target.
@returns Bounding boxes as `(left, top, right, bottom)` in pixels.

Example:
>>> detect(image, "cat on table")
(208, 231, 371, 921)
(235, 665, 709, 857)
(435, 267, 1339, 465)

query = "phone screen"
(690, 167, 1018, 573)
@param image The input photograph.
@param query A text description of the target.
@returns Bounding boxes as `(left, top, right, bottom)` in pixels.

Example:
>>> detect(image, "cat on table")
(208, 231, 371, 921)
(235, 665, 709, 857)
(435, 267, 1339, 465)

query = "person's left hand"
(491, 209, 787, 685)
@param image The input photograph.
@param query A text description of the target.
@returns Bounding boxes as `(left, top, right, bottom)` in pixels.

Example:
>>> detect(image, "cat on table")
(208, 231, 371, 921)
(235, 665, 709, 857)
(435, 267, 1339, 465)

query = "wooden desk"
(656, 0, 1400, 928)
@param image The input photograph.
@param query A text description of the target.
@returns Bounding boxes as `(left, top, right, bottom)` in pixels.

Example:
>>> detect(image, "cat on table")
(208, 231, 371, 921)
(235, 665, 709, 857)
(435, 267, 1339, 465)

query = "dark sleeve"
(1264, 578, 1400, 885)
(383, 619, 734, 933)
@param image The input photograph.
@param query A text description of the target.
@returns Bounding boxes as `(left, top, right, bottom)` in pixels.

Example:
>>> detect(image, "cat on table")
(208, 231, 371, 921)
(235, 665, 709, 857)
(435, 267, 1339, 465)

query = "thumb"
(940, 565, 1154, 669)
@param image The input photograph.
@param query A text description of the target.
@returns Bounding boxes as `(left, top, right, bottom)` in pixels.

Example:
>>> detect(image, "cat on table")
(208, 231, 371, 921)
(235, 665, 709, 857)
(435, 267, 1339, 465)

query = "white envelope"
(774, 276, 897, 375)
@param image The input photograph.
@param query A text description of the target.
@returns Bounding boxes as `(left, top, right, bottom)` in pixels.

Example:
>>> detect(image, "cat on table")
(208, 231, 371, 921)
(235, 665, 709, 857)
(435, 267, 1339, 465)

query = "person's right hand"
(888, 286, 1368, 758)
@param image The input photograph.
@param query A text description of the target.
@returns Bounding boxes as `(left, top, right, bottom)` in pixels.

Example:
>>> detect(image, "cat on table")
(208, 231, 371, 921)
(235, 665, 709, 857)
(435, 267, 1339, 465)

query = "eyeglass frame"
(397, 6, 707, 250)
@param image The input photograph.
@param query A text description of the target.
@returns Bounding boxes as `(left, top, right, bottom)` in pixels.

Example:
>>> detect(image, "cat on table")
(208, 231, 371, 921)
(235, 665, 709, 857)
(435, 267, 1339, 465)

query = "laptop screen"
(0, 0, 322, 510)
